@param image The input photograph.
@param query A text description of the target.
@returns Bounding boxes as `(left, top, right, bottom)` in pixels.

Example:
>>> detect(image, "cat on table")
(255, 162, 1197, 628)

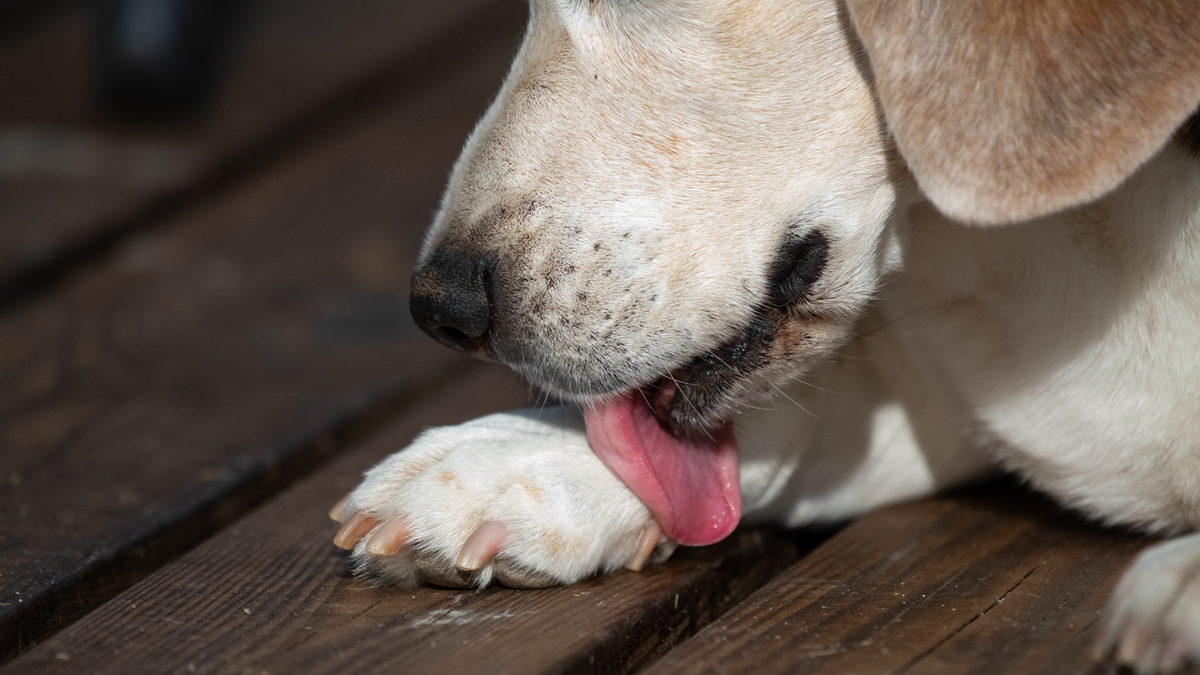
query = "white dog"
(331, 0, 1200, 671)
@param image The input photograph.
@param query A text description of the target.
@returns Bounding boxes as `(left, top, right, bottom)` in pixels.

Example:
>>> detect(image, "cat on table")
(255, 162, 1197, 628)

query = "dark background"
(0, 0, 531, 662)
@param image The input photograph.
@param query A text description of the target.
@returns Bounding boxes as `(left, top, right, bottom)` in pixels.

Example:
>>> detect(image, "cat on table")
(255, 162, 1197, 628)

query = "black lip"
(769, 229, 829, 307)
(652, 310, 778, 438)
(653, 228, 829, 437)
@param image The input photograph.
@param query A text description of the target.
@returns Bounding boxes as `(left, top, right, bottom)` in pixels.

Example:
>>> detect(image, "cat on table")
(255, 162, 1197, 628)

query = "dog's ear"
(846, 0, 1200, 225)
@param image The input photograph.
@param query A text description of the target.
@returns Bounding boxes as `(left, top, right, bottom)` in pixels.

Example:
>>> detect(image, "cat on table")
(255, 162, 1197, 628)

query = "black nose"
(409, 245, 497, 358)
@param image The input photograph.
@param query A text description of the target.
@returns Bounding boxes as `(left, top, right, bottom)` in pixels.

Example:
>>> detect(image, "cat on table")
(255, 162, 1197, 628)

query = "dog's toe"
(1096, 533, 1200, 673)
(493, 559, 559, 589)
(412, 548, 475, 588)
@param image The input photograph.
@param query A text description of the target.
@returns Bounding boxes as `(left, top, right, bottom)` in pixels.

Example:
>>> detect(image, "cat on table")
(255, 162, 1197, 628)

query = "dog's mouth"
(647, 311, 778, 436)
(579, 316, 780, 546)
(584, 385, 741, 547)
(578, 229, 835, 547)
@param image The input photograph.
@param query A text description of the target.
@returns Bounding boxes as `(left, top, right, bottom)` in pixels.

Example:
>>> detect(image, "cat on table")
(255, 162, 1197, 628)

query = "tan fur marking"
(520, 481, 545, 504)
(540, 529, 584, 559)
(390, 455, 439, 486)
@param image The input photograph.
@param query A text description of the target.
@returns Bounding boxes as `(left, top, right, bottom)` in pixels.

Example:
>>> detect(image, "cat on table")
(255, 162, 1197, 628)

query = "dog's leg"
(738, 329, 996, 527)
(332, 408, 668, 588)
(1095, 533, 1200, 673)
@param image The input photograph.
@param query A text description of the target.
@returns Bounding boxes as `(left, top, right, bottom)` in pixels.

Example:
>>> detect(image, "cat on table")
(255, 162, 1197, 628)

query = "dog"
(329, 0, 1200, 671)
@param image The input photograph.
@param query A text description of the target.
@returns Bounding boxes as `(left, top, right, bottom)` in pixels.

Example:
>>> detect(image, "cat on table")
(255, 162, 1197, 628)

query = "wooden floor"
(0, 2, 1156, 673)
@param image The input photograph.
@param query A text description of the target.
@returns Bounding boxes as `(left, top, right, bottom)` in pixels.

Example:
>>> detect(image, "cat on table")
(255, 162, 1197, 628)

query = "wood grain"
(642, 485, 1152, 675)
(0, 0, 516, 299)
(0, 21, 524, 663)
(1, 363, 803, 675)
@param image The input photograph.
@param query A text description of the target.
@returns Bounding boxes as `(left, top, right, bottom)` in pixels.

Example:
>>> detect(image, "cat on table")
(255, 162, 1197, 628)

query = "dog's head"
(410, 0, 1200, 444)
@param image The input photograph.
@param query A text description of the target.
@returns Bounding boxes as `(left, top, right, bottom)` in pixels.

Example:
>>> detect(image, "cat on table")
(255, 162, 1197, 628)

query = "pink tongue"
(584, 392, 741, 546)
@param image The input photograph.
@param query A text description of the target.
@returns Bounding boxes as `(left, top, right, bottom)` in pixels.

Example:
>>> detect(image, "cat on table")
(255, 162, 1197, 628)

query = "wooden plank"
(0, 362, 804, 675)
(642, 485, 1153, 675)
(0, 21, 525, 663)
(0, 0, 516, 299)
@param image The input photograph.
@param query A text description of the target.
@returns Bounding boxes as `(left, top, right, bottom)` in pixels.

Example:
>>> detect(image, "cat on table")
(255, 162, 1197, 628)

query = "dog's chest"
(882, 155, 1200, 527)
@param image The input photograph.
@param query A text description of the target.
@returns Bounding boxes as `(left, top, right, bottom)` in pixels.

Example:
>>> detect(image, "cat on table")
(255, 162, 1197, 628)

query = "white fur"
(1098, 534, 1200, 673)
(344, 0, 1200, 669)
(348, 409, 653, 586)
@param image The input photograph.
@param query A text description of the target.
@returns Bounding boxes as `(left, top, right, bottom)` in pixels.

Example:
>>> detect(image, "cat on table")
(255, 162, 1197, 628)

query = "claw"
(456, 522, 508, 571)
(328, 493, 352, 523)
(1159, 633, 1192, 673)
(1091, 620, 1115, 662)
(1093, 609, 1129, 663)
(626, 522, 663, 572)
(364, 517, 411, 556)
(333, 511, 378, 550)
(1117, 623, 1154, 671)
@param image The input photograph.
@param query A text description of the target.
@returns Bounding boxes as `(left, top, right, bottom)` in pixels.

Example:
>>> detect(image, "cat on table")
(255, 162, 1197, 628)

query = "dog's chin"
(518, 311, 783, 440)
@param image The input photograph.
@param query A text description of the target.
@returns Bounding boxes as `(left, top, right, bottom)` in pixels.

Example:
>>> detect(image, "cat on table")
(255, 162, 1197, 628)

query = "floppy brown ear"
(846, 0, 1200, 225)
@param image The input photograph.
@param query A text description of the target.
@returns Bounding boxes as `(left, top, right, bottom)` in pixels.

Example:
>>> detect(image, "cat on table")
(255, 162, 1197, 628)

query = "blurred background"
(0, 0, 530, 661)
(0, 0, 525, 295)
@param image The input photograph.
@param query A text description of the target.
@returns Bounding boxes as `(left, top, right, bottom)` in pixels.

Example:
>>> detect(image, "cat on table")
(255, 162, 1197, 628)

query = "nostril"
(431, 326, 489, 354)
(434, 326, 469, 344)
(409, 244, 498, 358)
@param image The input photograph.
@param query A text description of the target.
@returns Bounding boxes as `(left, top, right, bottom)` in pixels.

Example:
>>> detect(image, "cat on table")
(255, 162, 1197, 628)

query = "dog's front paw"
(330, 408, 673, 588)
(1094, 533, 1200, 673)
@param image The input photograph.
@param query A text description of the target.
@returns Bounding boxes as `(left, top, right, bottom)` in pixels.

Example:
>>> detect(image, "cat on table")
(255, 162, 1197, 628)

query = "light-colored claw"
(328, 494, 351, 523)
(456, 522, 508, 571)
(1117, 623, 1153, 670)
(626, 523, 662, 572)
(333, 512, 378, 550)
(364, 517, 411, 556)
(1091, 620, 1116, 662)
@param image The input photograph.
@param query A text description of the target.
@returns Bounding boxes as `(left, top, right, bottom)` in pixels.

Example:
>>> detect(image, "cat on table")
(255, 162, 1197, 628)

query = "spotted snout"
(410, 218, 841, 437)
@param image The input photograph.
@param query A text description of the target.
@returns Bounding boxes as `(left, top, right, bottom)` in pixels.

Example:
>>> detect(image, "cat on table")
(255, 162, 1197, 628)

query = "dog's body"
(332, 0, 1200, 670)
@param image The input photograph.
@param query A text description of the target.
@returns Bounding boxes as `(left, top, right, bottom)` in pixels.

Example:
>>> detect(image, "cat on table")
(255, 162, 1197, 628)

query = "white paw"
(1095, 533, 1200, 673)
(331, 407, 674, 588)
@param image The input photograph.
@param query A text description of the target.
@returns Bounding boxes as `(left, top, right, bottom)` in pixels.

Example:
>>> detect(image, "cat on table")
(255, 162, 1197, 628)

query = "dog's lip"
(642, 369, 694, 434)
(514, 317, 767, 431)
(582, 327, 758, 436)
(650, 376, 677, 425)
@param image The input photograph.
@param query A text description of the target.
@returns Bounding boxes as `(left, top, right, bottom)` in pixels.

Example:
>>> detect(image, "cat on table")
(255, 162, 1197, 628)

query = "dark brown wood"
(0, 26, 525, 663)
(0, 363, 803, 675)
(0, 0, 517, 300)
(0, 0, 72, 38)
(642, 485, 1153, 675)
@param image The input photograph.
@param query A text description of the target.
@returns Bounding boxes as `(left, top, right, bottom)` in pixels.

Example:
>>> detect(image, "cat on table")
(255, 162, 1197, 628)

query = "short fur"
(342, 1, 1200, 670)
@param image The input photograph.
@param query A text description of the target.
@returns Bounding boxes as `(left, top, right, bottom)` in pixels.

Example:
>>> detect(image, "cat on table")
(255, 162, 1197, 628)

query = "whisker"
(788, 376, 849, 397)
(637, 386, 654, 411)
(768, 381, 820, 421)
(739, 402, 783, 412)
(666, 370, 704, 423)
(858, 306, 926, 339)
(533, 388, 552, 420)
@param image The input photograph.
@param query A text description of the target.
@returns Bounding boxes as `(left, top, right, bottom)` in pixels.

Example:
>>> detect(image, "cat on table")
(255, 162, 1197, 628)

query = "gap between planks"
(643, 485, 1153, 675)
